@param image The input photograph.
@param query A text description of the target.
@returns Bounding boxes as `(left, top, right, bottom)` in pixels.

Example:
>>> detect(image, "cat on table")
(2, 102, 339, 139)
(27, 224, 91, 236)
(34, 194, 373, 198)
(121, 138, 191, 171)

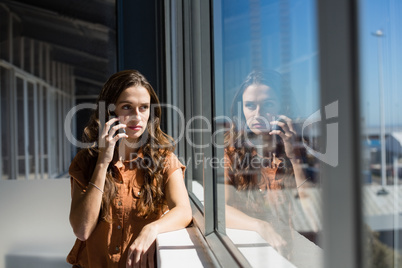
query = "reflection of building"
(386, 132, 402, 158)
(367, 131, 402, 177)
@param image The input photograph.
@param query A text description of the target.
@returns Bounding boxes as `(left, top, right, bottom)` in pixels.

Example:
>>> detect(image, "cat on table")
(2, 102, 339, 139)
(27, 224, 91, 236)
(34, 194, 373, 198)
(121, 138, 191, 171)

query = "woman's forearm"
(147, 205, 192, 235)
(225, 205, 286, 248)
(69, 162, 108, 241)
(226, 204, 261, 231)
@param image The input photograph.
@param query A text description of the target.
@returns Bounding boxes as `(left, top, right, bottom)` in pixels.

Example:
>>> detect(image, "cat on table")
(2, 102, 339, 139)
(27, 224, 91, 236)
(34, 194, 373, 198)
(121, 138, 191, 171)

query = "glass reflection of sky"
(216, 0, 402, 129)
(217, 0, 318, 121)
(360, 0, 402, 129)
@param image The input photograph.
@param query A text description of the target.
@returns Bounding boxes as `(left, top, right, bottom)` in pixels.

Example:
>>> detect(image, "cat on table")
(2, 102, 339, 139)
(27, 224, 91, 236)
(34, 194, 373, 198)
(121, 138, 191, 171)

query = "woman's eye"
(245, 103, 256, 110)
(263, 103, 273, 108)
(122, 105, 131, 110)
(264, 102, 275, 108)
(140, 105, 149, 111)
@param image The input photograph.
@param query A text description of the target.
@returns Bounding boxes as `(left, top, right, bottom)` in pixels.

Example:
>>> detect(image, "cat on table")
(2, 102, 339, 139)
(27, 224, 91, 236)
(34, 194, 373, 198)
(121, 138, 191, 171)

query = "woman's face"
(114, 86, 151, 142)
(242, 83, 279, 135)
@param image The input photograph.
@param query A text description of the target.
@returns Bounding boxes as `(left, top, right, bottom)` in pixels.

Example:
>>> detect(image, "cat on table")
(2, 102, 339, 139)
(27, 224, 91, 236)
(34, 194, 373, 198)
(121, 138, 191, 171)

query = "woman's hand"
(126, 225, 158, 268)
(257, 220, 287, 254)
(98, 117, 127, 164)
(270, 115, 297, 159)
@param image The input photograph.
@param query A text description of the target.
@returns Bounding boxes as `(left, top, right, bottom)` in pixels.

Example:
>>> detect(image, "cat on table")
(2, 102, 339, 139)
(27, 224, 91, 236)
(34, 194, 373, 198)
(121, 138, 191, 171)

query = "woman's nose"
(128, 109, 142, 121)
(255, 105, 261, 117)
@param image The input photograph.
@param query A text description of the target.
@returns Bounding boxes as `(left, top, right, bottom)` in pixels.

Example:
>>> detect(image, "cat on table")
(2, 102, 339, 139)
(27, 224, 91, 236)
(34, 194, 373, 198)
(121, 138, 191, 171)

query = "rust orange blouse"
(224, 148, 296, 221)
(66, 150, 185, 268)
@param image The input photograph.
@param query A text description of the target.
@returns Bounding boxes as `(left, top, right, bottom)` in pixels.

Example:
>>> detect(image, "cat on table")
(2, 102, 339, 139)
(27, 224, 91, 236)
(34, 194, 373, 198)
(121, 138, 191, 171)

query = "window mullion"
(318, 0, 363, 267)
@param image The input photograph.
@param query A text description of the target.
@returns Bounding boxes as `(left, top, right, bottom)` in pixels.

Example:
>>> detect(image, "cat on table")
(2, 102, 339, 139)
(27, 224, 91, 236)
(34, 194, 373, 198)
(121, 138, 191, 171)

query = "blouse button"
(118, 201, 122, 206)
(115, 246, 120, 252)
(117, 225, 121, 230)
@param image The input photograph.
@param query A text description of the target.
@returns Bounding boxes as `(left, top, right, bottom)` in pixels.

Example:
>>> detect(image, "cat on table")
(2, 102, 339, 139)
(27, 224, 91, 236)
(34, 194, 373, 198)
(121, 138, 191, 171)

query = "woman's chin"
(122, 134, 144, 145)
(249, 128, 270, 136)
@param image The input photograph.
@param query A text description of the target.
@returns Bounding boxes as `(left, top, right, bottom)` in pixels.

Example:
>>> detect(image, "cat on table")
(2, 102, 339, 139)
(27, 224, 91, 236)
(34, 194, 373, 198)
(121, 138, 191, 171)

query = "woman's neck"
(118, 139, 140, 161)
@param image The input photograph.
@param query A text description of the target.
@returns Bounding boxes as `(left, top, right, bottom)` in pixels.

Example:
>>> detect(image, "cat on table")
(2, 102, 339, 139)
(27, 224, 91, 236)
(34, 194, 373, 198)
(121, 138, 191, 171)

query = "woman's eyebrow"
(116, 101, 150, 105)
(116, 100, 132, 104)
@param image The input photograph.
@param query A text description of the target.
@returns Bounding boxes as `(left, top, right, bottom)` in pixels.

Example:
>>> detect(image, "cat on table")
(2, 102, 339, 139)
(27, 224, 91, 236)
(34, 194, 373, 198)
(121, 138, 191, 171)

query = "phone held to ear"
(109, 111, 126, 147)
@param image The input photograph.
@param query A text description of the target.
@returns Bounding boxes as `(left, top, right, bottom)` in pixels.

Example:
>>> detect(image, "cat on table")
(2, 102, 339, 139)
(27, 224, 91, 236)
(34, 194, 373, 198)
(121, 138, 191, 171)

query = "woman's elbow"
(74, 231, 89, 241)
(69, 214, 92, 241)
(183, 205, 193, 226)
(72, 225, 91, 241)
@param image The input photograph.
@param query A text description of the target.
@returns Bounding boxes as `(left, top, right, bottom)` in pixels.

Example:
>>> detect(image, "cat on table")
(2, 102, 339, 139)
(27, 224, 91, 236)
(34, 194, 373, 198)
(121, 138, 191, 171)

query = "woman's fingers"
(98, 118, 128, 164)
(126, 251, 133, 268)
(101, 117, 119, 137)
(126, 246, 149, 268)
(126, 239, 156, 268)
(277, 115, 296, 135)
(270, 115, 296, 139)
(109, 123, 126, 136)
(113, 132, 128, 143)
(134, 248, 142, 266)
(101, 122, 127, 147)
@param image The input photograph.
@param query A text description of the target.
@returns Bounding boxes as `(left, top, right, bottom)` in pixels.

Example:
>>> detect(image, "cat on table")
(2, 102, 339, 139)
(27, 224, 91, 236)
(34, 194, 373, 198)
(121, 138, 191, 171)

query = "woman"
(224, 70, 309, 252)
(67, 70, 192, 268)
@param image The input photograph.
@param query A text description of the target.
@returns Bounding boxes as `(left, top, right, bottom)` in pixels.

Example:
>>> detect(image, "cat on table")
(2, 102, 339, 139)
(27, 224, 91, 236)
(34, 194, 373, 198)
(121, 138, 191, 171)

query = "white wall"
(0, 179, 75, 268)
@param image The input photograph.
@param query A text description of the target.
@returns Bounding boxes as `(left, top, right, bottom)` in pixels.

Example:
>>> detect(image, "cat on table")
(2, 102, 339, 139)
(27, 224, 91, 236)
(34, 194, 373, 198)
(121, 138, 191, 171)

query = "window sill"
(156, 227, 215, 268)
(226, 228, 323, 268)
(226, 228, 296, 268)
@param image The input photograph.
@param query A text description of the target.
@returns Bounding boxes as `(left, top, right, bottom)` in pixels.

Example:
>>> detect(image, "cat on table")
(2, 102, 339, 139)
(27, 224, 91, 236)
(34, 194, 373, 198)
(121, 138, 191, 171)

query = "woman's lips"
(252, 123, 267, 129)
(127, 125, 142, 131)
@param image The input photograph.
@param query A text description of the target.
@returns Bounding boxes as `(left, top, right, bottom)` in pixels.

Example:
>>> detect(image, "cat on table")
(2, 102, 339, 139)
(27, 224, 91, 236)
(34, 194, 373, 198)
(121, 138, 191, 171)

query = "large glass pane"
(213, 0, 323, 266)
(360, 1, 402, 267)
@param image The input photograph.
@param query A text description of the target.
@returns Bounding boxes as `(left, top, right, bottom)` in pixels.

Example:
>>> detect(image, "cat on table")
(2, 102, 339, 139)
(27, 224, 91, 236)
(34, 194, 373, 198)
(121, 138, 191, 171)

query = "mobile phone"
(109, 111, 125, 146)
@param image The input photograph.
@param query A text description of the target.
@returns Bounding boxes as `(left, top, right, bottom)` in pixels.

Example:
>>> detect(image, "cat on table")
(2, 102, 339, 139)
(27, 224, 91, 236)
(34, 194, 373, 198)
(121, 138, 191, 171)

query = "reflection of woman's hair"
(225, 70, 295, 195)
(82, 70, 175, 220)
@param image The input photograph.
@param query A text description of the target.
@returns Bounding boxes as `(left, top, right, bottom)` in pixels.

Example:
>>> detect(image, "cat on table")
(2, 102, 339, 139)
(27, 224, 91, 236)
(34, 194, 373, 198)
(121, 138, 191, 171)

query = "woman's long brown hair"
(81, 70, 175, 221)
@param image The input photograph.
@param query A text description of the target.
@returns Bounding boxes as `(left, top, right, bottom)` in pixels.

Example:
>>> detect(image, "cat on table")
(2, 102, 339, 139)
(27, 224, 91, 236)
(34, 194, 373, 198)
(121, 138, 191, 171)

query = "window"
(164, 0, 401, 267)
(0, 0, 116, 180)
(166, 0, 324, 266)
(165, 1, 215, 225)
(213, 0, 322, 266)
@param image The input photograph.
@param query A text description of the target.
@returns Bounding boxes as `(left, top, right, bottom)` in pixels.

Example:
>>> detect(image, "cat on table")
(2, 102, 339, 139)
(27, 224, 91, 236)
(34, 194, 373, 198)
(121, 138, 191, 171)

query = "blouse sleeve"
(69, 150, 96, 192)
(162, 152, 186, 184)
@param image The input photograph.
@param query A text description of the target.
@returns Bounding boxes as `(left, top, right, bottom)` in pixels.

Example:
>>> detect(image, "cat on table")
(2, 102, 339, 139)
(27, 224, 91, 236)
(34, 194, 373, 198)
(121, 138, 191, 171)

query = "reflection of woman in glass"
(224, 70, 309, 252)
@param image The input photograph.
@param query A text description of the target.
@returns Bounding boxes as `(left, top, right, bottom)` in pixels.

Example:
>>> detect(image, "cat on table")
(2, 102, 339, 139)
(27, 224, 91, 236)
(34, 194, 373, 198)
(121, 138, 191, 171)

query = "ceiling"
(0, 0, 117, 96)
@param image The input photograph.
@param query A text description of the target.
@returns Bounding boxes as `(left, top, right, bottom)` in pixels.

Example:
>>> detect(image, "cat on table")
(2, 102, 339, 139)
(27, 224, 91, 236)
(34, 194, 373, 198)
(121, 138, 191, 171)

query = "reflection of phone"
(271, 116, 283, 146)
(270, 116, 284, 133)
(272, 124, 283, 133)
